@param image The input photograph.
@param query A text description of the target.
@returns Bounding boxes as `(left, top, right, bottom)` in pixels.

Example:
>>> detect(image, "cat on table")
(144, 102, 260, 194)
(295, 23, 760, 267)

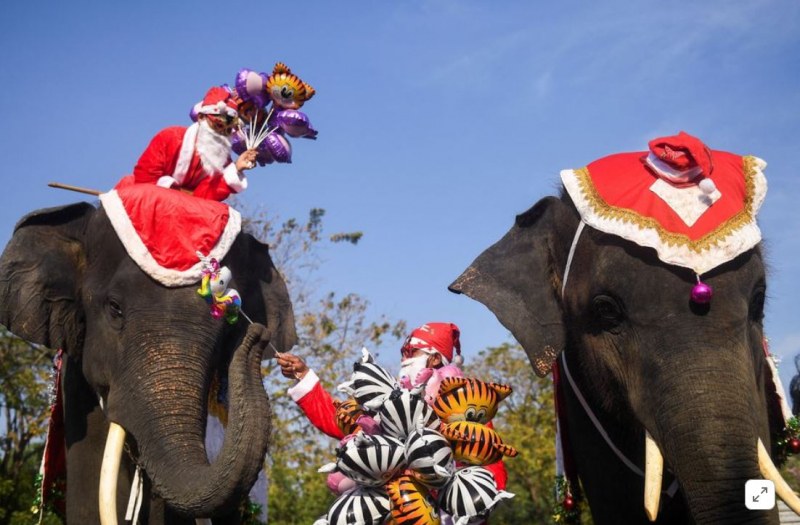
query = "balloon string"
(238, 308, 280, 356)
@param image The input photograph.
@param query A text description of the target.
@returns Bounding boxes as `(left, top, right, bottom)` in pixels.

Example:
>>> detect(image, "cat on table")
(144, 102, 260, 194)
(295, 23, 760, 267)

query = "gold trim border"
(572, 156, 760, 253)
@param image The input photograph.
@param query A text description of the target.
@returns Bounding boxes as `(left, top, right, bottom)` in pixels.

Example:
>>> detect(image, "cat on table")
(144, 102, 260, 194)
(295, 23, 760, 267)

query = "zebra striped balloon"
(405, 428, 455, 488)
(438, 466, 514, 524)
(338, 348, 399, 411)
(335, 432, 406, 486)
(377, 388, 440, 439)
(318, 486, 391, 525)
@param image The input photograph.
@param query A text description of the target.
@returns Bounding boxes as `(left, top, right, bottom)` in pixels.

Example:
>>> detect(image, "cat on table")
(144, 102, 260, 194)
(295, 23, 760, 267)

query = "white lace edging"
(99, 189, 242, 287)
(560, 158, 767, 275)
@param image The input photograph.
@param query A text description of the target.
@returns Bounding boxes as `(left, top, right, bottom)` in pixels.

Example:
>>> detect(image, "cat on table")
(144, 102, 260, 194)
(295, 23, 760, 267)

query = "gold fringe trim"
(573, 156, 760, 254)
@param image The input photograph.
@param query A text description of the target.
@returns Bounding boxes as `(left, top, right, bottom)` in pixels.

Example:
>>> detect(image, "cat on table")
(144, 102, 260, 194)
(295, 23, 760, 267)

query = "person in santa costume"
(117, 86, 259, 201)
(276, 322, 509, 490)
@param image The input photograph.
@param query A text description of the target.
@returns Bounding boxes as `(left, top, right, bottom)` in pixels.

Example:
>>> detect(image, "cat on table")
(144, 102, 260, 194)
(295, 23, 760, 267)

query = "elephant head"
(0, 200, 296, 523)
(450, 148, 798, 524)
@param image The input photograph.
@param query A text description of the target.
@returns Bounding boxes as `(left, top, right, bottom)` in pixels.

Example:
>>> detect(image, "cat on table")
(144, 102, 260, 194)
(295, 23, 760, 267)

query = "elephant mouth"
(642, 434, 800, 522)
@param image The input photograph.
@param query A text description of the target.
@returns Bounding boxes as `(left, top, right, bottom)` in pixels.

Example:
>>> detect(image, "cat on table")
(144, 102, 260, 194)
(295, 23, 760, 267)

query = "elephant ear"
(0, 203, 94, 355)
(449, 196, 573, 377)
(226, 234, 297, 354)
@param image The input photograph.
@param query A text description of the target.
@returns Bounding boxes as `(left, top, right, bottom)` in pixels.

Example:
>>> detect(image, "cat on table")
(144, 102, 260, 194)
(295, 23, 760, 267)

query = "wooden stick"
(48, 182, 102, 196)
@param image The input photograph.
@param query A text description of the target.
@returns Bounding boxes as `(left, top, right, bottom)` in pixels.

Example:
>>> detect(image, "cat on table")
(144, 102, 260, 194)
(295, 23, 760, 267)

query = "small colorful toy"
(196, 253, 241, 324)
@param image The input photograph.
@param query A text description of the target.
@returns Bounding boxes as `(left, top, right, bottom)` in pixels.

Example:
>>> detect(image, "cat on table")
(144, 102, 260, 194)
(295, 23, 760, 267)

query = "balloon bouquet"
(190, 62, 318, 166)
(313, 349, 517, 525)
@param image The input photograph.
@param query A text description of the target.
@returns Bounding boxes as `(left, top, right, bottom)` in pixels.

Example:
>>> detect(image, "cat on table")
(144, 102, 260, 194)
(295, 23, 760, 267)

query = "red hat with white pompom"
(196, 86, 238, 118)
(401, 323, 463, 366)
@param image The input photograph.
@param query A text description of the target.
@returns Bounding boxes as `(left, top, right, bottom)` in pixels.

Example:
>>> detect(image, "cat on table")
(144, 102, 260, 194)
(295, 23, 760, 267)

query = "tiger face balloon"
(386, 475, 440, 525)
(334, 398, 364, 436)
(265, 62, 315, 110)
(439, 421, 518, 466)
(433, 377, 512, 424)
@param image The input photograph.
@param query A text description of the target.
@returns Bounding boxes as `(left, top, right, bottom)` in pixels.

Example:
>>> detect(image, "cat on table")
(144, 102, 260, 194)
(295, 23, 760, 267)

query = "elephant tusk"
(99, 422, 126, 525)
(644, 431, 663, 522)
(757, 438, 800, 515)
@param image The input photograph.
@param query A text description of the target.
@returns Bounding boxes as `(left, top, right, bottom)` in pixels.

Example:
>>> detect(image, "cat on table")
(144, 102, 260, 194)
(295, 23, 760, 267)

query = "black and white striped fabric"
(405, 428, 455, 488)
(338, 348, 399, 411)
(315, 486, 391, 525)
(438, 466, 514, 524)
(335, 432, 406, 486)
(377, 388, 440, 439)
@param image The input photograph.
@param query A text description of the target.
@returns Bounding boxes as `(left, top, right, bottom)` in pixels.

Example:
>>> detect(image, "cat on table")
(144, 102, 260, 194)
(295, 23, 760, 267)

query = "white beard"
(196, 120, 231, 175)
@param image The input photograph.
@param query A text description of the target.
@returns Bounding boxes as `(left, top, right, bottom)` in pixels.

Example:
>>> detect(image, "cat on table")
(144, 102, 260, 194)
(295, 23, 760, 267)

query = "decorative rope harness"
(556, 219, 679, 498)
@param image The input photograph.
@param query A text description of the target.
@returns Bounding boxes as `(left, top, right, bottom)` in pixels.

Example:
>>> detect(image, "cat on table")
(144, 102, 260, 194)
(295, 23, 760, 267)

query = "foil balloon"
(275, 109, 318, 139)
(439, 421, 517, 466)
(386, 475, 441, 525)
(338, 348, 400, 412)
(326, 471, 357, 496)
(414, 365, 464, 406)
(320, 432, 406, 487)
(313, 486, 391, 525)
(235, 68, 266, 103)
(404, 428, 455, 488)
(231, 130, 247, 156)
(189, 101, 202, 122)
(263, 132, 292, 164)
(265, 62, 316, 110)
(433, 378, 512, 424)
(375, 388, 439, 440)
(334, 398, 364, 437)
(255, 140, 275, 166)
(438, 467, 514, 525)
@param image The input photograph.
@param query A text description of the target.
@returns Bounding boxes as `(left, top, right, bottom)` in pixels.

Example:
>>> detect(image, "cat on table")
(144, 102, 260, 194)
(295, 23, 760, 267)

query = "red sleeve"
(133, 128, 180, 185)
(295, 382, 345, 440)
(191, 174, 233, 201)
(484, 459, 508, 491)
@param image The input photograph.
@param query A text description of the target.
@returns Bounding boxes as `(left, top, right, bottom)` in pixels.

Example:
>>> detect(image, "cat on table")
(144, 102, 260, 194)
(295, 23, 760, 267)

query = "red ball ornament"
(563, 496, 575, 511)
(789, 438, 800, 454)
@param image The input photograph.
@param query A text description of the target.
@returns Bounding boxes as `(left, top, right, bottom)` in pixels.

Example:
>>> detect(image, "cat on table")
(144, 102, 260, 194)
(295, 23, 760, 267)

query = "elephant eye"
(749, 286, 766, 322)
(107, 298, 123, 319)
(591, 294, 625, 328)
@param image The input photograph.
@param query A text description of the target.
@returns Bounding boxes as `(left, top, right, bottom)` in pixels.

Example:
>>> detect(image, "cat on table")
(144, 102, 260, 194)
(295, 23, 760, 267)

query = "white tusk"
(757, 438, 800, 515)
(644, 431, 663, 522)
(99, 422, 126, 525)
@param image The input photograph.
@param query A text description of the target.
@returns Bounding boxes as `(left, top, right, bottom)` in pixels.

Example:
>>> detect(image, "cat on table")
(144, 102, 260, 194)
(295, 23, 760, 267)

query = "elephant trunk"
(651, 362, 777, 525)
(107, 324, 271, 517)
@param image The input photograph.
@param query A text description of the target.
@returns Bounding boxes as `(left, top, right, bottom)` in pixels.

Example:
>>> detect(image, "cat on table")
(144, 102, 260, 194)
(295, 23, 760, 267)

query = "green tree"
(0, 331, 62, 525)
(240, 207, 405, 524)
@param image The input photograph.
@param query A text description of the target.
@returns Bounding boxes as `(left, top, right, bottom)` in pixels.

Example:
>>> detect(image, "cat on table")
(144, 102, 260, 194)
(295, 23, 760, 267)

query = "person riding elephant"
(116, 86, 259, 201)
(0, 185, 296, 524)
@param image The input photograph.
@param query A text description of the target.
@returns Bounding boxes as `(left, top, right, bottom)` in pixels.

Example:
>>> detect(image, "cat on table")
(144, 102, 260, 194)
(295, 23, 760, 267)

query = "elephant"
(0, 199, 296, 524)
(449, 189, 800, 524)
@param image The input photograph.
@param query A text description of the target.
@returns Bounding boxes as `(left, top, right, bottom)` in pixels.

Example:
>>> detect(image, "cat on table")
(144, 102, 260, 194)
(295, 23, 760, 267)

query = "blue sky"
(1, 1, 799, 387)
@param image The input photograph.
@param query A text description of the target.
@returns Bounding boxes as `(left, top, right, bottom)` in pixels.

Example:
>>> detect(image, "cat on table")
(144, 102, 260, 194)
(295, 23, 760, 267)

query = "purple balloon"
(230, 130, 247, 155)
(275, 109, 318, 139)
(263, 133, 292, 163)
(255, 140, 275, 166)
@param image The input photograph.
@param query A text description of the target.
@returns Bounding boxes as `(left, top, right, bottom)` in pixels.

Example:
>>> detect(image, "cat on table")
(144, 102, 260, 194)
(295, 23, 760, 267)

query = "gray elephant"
(0, 199, 296, 524)
(450, 139, 800, 524)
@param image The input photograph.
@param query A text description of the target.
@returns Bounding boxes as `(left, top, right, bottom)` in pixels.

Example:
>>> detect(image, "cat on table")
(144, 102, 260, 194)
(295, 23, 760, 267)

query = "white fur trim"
(156, 175, 177, 189)
(645, 152, 703, 183)
(222, 163, 247, 193)
(198, 103, 237, 117)
(561, 156, 767, 275)
(171, 123, 199, 184)
(98, 189, 242, 287)
(288, 369, 319, 402)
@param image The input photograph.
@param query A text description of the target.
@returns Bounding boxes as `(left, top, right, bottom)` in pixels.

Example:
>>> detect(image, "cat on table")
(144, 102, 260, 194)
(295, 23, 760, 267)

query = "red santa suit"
(117, 86, 247, 201)
(288, 371, 508, 490)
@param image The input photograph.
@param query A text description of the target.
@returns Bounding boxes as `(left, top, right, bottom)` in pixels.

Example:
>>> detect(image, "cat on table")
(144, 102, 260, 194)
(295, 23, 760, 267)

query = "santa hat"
(645, 131, 714, 186)
(401, 322, 462, 366)
(196, 86, 238, 118)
